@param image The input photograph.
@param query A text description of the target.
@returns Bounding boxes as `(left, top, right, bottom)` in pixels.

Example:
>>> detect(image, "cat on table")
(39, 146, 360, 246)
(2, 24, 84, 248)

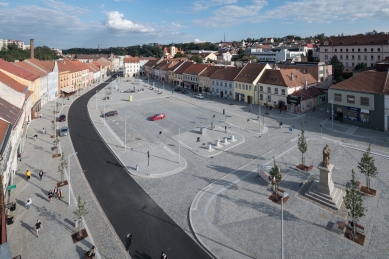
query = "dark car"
(150, 113, 166, 121)
(58, 115, 66, 122)
(101, 110, 118, 117)
(174, 88, 181, 92)
(182, 90, 188, 94)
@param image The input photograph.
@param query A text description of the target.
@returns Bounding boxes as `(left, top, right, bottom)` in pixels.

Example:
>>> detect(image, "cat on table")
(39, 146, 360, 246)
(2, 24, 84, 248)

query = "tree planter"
(344, 230, 365, 246)
(6, 215, 14, 225)
(360, 186, 376, 196)
(296, 164, 313, 171)
(52, 154, 61, 158)
(57, 180, 68, 187)
(71, 228, 88, 243)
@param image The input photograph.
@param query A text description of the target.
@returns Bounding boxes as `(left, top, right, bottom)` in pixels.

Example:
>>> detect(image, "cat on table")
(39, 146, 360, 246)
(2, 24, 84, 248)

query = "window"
(364, 48, 367, 52)
(216, 82, 218, 86)
(378, 56, 381, 60)
(346, 55, 348, 60)
(260, 94, 263, 100)
(364, 55, 367, 60)
(352, 63, 354, 67)
(340, 55, 343, 60)
(348, 109, 358, 121)
(360, 97, 369, 106)
(212, 81, 214, 85)
(340, 49, 343, 52)
(358, 48, 360, 52)
(249, 85, 252, 91)
(267, 87, 271, 93)
(371, 55, 374, 60)
(346, 62, 349, 66)
(281, 89, 285, 95)
(378, 48, 381, 52)
(325, 55, 328, 60)
(225, 82, 227, 87)
(216, 89, 219, 93)
(235, 84, 238, 88)
(371, 48, 374, 52)
(335, 49, 337, 52)
(346, 49, 348, 52)
(267, 95, 271, 102)
(275, 88, 278, 94)
(254, 86, 257, 91)
(351, 55, 354, 60)
(246, 85, 248, 90)
(347, 95, 355, 104)
(334, 93, 342, 102)
(352, 48, 354, 52)
(260, 85, 263, 92)
(325, 49, 328, 52)
(358, 55, 361, 60)
(229, 83, 232, 88)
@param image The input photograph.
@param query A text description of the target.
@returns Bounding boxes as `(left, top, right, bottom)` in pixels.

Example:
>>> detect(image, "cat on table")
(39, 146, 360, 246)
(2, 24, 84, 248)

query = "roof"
(76, 54, 110, 60)
(182, 64, 210, 75)
(210, 66, 243, 81)
(124, 57, 140, 63)
(71, 60, 90, 71)
(153, 60, 169, 70)
(0, 119, 11, 151)
(322, 34, 389, 46)
(167, 61, 185, 72)
(198, 53, 215, 59)
(85, 63, 99, 72)
(330, 70, 389, 94)
(258, 69, 317, 88)
(0, 71, 28, 93)
(0, 59, 40, 82)
(291, 86, 325, 100)
(0, 97, 21, 125)
(174, 62, 195, 75)
(160, 61, 179, 71)
(26, 59, 54, 73)
(234, 63, 268, 83)
(199, 66, 223, 77)
(144, 59, 159, 67)
(14, 61, 47, 77)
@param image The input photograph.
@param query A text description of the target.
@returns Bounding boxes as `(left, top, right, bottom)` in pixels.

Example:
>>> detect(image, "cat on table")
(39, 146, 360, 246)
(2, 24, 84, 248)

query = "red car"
(150, 113, 166, 121)
(58, 115, 66, 122)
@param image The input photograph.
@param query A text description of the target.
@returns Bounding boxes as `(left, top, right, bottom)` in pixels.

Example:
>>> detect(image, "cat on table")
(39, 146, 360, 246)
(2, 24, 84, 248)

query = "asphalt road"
(68, 78, 213, 259)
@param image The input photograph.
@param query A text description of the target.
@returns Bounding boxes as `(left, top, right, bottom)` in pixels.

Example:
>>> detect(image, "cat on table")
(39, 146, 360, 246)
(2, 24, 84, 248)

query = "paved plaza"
(91, 77, 389, 259)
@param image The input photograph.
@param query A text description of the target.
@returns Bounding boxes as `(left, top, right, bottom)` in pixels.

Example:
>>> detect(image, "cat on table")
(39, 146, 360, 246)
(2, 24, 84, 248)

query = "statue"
(322, 144, 330, 167)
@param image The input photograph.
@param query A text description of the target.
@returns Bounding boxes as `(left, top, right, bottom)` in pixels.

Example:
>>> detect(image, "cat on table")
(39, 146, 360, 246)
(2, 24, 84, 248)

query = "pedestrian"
(35, 219, 42, 237)
(161, 251, 168, 259)
(25, 197, 32, 209)
(225, 126, 227, 133)
(125, 233, 132, 251)
(86, 246, 96, 259)
(57, 188, 63, 200)
(53, 186, 58, 199)
(25, 170, 31, 180)
(48, 190, 53, 203)
(279, 122, 283, 129)
(33, 134, 38, 140)
(39, 170, 44, 180)
(42, 128, 46, 134)
(18, 153, 22, 162)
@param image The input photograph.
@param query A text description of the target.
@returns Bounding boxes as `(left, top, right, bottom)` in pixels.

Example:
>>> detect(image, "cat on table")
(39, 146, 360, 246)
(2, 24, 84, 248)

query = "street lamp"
(68, 152, 78, 206)
(281, 192, 289, 259)
(124, 115, 130, 149)
(95, 90, 99, 109)
(331, 100, 334, 128)
(104, 99, 106, 125)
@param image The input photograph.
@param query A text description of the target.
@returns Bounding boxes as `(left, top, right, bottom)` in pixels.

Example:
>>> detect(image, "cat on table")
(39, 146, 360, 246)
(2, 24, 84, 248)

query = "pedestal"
(305, 163, 343, 210)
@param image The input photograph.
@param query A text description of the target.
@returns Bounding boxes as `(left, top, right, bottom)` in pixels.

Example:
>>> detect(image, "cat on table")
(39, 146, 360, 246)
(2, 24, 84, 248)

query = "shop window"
(360, 111, 370, 123)
(348, 109, 358, 121)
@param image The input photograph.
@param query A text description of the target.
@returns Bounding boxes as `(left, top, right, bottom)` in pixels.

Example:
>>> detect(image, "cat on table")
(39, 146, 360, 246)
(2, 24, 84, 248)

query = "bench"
(338, 221, 346, 232)
(348, 220, 364, 234)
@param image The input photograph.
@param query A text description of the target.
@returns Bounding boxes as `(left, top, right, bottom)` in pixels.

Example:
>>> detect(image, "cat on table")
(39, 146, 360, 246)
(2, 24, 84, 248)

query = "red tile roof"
(0, 59, 40, 82)
(258, 69, 317, 88)
(85, 63, 99, 72)
(0, 119, 10, 147)
(234, 63, 268, 83)
(291, 86, 325, 100)
(210, 66, 243, 81)
(330, 70, 389, 94)
(322, 34, 389, 46)
(160, 61, 179, 71)
(0, 97, 22, 125)
(124, 57, 140, 63)
(167, 61, 185, 72)
(26, 59, 54, 73)
(144, 59, 159, 67)
(174, 62, 195, 75)
(199, 66, 223, 77)
(13, 61, 46, 77)
(182, 64, 210, 75)
(0, 71, 28, 93)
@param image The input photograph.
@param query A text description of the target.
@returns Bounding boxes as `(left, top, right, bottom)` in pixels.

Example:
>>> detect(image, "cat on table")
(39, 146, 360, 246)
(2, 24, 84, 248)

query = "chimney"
(291, 72, 294, 81)
(30, 39, 34, 59)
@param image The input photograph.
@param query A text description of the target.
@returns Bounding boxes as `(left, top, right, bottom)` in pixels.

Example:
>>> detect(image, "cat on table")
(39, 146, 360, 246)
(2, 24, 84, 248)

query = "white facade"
(211, 79, 234, 99)
(253, 50, 306, 62)
(47, 61, 58, 101)
(319, 43, 389, 72)
(124, 62, 140, 78)
(0, 39, 8, 50)
(39, 74, 49, 106)
(385, 94, 389, 132)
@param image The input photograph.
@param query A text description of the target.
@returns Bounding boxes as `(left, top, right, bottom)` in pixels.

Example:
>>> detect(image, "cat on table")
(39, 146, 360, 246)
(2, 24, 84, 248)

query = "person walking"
(279, 122, 283, 129)
(25, 197, 32, 209)
(125, 234, 132, 252)
(35, 219, 42, 237)
(57, 188, 63, 200)
(53, 186, 58, 199)
(225, 126, 227, 133)
(161, 251, 168, 259)
(39, 170, 44, 180)
(48, 190, 53, 203)
(25, 170, 31, 180)
(42, 127, 46, 134)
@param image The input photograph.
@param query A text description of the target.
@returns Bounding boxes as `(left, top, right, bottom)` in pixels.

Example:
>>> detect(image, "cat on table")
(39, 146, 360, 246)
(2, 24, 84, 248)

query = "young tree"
(298, 122, 308, 167)
(73, 196, 89, 236)
(58, 152, 67, 182)
(330, 56, 344, 83)
(357, 144, 378, 191)
(268, 158, 282, 200)
(53, 137, 60, 154)
(344, 169, 365, 240)
(190, 55, 203, 64)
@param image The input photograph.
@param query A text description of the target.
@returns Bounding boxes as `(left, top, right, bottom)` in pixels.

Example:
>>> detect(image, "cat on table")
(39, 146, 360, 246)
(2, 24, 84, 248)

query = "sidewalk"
(7, 82, 129, 259)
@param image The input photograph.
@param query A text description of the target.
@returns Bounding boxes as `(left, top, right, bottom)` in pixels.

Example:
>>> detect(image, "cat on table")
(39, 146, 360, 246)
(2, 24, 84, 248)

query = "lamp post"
(68, 152, 78, 206)
(281, 192, 289, 259)
(95, 90, 99, 109)
(124, 115, 130, 149)
(331, 100, 334, 128)
(104, 99, 106, 125)
(178, 125, 182, 164)
(163, 81, 164, 92)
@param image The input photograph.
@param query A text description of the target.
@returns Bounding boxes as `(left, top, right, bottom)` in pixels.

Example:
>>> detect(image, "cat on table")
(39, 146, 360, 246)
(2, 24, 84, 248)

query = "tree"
(330, 56, 344, 83)
(358, 144, 378, 191)
(53, 137, 60, 155)
(354, 63, 367, 70)
(174, 52, 184, 58)
(344, 169, 365, 240)
(298, 122, 308, 167)
(58, 152, 67, 182)
(268, 158, 282, 200)
(190, 55, 203, 64)
(73, 196, 89, 236)
(238, 48, 244, 59)
(206, 58, 214, 63)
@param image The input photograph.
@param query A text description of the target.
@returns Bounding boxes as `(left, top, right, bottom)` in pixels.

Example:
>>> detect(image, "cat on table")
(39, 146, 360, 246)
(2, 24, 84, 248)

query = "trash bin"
(10, 202, 16, 211)
(7, 215, 14, 225)
(74, 219, 78, 228)
(136, 165, 139, 171)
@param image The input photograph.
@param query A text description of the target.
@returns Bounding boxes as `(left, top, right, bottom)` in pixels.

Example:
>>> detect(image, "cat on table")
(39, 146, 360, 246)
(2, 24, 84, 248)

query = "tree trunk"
(302, 153, 304, 167)
(366, 176, 370, 191)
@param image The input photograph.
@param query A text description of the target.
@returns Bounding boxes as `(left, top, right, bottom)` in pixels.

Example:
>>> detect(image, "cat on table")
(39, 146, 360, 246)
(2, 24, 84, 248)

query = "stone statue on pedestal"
(322, 144, 330, 167)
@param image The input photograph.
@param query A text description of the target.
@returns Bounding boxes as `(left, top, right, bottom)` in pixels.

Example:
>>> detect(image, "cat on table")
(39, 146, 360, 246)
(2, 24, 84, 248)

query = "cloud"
(192, 0, 238, 12)
(171, 22, 187, 28)
(43, 0, 89, 15)
(194, 39, 205, 43)
(0, 2, 9, 6)
(104, 11, 154, 32)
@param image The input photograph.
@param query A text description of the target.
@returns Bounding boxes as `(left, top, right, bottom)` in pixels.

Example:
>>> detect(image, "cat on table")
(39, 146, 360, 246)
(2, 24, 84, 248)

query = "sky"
(0, 0, 388, 49)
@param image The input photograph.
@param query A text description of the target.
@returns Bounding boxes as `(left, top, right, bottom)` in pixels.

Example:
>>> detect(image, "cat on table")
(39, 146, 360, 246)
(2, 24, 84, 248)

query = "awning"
(61, 86, 75, 93)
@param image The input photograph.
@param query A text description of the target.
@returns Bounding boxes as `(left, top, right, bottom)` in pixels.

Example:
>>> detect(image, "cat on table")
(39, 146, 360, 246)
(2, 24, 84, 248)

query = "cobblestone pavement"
(7, 81, 129, 259)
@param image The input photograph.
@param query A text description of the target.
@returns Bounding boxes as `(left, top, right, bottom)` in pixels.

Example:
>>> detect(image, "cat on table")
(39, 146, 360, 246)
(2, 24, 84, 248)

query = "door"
(248, 96, 252, 104)
(220, 91, 223, 98)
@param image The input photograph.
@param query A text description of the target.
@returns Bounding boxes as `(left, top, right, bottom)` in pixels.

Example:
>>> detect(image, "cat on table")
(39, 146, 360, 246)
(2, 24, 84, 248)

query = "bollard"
(231, 135, 235, 141)
(208, 144, 212, 151)
(216, 140, 220, 148)
(136, 165, 139, 171)
(211, 123, 213, 130)
(223, 137, 228, 144)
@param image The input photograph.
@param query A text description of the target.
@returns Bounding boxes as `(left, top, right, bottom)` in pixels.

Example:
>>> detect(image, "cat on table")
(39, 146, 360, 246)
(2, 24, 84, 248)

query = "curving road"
(68, 78, 212, 259)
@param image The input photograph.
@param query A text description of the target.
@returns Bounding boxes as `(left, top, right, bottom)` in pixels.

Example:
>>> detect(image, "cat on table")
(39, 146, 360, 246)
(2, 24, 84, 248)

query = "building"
(210, 66, 242, 99)
(257, 68, 317, 111)
(182, 64, 210, 91)
(319, 34, 389, 72)
(328, 70, 389, 131)
(0, 39, 8, 50)
(234, 63, 272, 103)
(197, 53, 217, 63)
(254, 49, 306, 62)
(144, 59, 161, 79)
(25, 60, 59, 101)
(167, 61, 186, 84)
(124, 56, 140, 78)
(277, 62, 332, 82)
(173, 62, 195, 87)
(159, 60, 180, 82)
(198, 66, 222, 94)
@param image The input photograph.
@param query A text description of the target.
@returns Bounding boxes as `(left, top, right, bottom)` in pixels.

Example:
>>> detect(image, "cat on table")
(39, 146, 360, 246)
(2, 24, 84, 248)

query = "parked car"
(101, 110, 118, 117)
(174, 88, 181, 92)
(60, 126, 68, 136)
(195, 94, 204, 99)
(150, 113, 166, 121)
(182, 90, 188, 94)
(58, 115, 66, 122)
